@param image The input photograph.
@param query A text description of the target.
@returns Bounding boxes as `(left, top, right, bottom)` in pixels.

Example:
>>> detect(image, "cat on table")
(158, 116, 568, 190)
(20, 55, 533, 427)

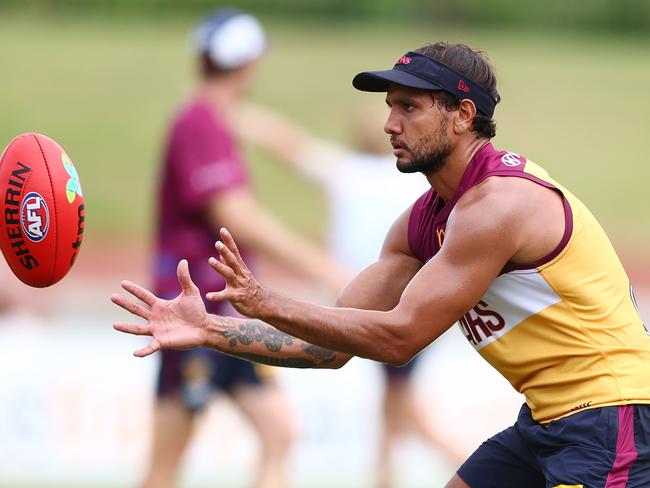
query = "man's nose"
(384, 110, 401, 135)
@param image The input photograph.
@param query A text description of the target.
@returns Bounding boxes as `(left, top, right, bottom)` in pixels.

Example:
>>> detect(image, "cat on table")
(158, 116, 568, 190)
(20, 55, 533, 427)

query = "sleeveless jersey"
(408, 143, 650, 422)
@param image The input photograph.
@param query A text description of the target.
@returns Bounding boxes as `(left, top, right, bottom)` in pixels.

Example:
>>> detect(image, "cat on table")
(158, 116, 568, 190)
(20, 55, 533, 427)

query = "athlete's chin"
(396, 158, 419, 174)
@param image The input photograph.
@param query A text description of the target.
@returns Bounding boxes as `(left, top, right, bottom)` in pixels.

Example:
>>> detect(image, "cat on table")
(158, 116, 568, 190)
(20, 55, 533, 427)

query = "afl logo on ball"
(20, 192, 50, 242)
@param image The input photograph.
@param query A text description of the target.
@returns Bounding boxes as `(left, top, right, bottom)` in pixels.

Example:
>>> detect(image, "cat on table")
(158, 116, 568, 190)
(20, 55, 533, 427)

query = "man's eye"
(404, 104, 414, 112)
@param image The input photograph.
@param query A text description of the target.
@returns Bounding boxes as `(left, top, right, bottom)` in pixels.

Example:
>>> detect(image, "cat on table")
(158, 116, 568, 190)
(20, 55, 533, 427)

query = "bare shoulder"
(454, 175, 562, 222)
(449, 177, 521, 233)
(449, 175, 566, 265)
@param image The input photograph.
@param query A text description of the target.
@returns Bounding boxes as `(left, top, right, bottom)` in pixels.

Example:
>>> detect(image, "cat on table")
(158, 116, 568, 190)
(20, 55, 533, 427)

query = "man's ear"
(454, 99, 477, 134)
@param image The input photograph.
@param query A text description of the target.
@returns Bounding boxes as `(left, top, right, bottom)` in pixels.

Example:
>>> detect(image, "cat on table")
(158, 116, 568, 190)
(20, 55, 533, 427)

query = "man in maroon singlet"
(115, 41, 650, 488)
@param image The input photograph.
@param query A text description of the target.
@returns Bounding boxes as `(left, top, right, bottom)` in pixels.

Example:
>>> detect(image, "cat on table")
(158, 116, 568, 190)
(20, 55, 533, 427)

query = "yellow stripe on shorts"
(254, 364, 277, 382)
(553, 485, 583, 488)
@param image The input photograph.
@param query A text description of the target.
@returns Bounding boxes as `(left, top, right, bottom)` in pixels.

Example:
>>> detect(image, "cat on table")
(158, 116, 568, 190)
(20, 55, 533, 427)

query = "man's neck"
(197, 77, 242, 117)
(425, 137, 490, 201)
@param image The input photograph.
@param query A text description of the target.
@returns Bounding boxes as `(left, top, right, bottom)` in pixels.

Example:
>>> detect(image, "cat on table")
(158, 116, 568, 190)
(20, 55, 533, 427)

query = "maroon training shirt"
(154, 98, 253, 306)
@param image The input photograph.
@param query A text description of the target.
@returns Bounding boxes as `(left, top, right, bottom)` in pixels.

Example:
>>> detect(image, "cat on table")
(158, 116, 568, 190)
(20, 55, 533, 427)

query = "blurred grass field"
(0, 12, 649, 248)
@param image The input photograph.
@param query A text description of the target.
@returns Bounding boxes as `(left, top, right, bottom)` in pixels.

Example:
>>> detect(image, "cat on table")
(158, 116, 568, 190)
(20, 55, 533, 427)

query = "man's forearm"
(204, 315, 351, 369)
(256, 288, 410, 365)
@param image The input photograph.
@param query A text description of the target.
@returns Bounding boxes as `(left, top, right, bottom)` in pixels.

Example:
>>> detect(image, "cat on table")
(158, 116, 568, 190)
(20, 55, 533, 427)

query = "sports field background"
(0, 6, 649, 488)
(1, 11, 649, 243)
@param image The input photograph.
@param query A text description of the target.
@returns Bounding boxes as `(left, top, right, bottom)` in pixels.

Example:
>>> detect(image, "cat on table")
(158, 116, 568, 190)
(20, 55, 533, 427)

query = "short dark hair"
(413, 42, 500, 138)
(199, 53, 234, 79)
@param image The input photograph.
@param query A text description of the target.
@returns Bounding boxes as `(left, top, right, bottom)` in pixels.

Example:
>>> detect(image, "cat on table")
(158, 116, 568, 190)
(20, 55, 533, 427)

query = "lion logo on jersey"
(501, 152, 522, 167)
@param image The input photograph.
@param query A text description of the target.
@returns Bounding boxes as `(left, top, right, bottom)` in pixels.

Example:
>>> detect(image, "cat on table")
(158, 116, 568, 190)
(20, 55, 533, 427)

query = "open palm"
(111, 259, 209, 357)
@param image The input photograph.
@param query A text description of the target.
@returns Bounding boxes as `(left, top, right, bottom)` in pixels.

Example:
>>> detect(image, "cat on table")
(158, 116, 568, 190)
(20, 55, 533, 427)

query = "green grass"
(0, 12, 649, 244)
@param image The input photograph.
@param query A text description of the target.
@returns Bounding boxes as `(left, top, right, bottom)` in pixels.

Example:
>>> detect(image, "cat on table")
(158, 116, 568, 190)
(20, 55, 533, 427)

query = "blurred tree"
(3, 0, 649, 32)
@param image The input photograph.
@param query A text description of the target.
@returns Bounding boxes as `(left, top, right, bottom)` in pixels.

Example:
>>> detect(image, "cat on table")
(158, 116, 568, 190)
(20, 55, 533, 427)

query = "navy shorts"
(458, 403, 650, 488)
(155, 293, 265, 411)
(156, 348, 263, 410)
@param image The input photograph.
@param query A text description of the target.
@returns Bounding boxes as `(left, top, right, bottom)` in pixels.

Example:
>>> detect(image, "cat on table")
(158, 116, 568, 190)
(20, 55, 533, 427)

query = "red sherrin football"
(0, 133, 85, 287)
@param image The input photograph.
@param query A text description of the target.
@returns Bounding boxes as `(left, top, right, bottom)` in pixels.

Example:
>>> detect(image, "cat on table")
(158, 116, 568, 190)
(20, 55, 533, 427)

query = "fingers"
(219, 228, 247, 269)
(176, 259, 199, 295)
(113, 324, 158, 357)
(134, 340, 161, 358)
(111, 293, 151, 320)
(120, 280, 157, 307)
(205, 255, 233, 300)
(113, 322, 152, 336)
(215, 242, 250, 283)
(206, 290, 228, 302)
(209, 254, 236, 281)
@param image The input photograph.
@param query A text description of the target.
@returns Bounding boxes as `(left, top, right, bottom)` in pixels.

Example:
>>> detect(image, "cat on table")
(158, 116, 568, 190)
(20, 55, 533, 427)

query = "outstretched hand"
(207, 228, 267, 318)
(111, 260, 208, 357)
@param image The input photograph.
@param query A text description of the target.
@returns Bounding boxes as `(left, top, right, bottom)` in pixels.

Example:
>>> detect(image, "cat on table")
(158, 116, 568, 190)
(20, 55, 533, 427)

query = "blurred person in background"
(233, 104, 465, 485)
(145, 8, 348, 488)
(115, 41, 650, 488)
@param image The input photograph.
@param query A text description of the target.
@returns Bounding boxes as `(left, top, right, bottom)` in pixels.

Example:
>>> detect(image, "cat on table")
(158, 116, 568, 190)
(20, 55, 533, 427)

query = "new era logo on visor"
(396, 56, 411, 65)
(457, 80, 470, 93)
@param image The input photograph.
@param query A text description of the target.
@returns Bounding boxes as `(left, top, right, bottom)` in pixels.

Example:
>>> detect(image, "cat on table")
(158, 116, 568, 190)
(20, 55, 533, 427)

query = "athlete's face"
(384, 84, 453, 175)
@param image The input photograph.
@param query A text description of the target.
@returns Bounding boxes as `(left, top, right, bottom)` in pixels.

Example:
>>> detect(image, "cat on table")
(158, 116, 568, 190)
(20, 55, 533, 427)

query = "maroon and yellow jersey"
(408, 143, 650, 422)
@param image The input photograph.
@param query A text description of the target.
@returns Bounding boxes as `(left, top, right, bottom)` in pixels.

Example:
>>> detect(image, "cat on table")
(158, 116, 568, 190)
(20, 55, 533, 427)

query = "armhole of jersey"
(407, 194, 426, 260)
(480, 171, 574, 273)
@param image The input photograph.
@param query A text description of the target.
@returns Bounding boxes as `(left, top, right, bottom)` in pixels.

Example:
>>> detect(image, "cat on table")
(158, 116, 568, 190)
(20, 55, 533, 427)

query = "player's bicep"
(389, 193, 521, 357)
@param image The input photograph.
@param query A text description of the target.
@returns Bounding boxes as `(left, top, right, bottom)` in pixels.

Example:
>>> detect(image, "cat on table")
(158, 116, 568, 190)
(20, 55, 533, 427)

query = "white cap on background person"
(194, 7, 267, 70)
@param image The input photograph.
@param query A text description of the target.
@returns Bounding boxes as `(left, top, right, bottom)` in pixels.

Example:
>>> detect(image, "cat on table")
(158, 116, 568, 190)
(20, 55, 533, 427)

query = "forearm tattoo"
(219, 319, 337, 368)
(303, 344, 336, 362)
(221, 319, 294, 351)
(232, 353, 320, 369)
